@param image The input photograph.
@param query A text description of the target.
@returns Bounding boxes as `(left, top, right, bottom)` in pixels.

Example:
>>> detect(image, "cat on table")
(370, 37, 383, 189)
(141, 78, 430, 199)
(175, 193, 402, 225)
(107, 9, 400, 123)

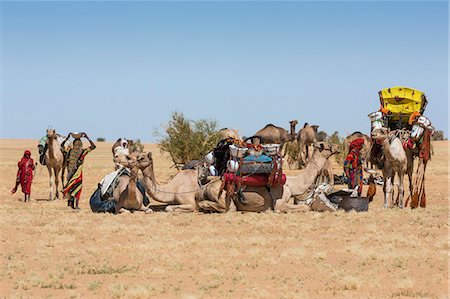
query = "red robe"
(15, 156, 35, 194)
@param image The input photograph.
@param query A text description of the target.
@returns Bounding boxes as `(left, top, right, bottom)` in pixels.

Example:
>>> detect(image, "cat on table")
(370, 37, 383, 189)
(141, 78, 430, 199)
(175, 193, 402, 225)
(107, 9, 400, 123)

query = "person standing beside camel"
(343, 138, 365, 196)
(11, 150, 36, 202)
(61, 133, 96, 209)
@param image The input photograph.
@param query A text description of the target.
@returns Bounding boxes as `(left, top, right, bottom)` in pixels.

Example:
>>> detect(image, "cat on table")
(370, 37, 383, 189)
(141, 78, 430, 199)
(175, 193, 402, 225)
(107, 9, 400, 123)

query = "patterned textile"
(343, 139, 364, 195)
(12, 150, 35, 194)
(63, 144, 95, 200)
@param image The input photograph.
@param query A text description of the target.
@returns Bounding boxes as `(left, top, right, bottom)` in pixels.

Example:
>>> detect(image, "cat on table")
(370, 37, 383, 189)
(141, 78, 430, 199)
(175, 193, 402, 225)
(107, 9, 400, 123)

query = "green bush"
(96, 137, 106, 142)
(156, 112, 222, 166)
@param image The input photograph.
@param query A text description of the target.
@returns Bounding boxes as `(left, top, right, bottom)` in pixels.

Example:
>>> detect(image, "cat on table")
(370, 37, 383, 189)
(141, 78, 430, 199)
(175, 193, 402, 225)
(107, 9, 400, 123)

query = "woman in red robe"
(11, 150, 35, 202)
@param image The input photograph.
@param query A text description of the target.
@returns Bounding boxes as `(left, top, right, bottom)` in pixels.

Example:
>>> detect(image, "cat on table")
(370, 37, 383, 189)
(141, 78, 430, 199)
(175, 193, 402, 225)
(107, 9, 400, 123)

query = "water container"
(204, 151, 215, 164)
(229, 145, 248, 158)
(209, 165, 218, 176)
(417, 116, 431, 127)
(410, 124, 424, 140)
(368, 111, 384, 131)
(227, 160, 239, 173)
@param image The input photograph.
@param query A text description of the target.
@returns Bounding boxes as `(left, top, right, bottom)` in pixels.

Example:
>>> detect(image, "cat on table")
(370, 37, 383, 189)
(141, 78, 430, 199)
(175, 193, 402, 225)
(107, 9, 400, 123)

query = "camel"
(114, 154, 153, 214)
(246, 120, 298, 145)
(123, 152, 201, 213)
(374, 129, 414, 208)
(218, 128, 242, 141)
(198, 142, 339, 213)
(297, 123, 319, 168)
(45, 129, 66, 200)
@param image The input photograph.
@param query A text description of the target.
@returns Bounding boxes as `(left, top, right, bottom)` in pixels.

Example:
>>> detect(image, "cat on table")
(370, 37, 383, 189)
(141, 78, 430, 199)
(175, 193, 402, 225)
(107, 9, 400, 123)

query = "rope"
(146, 178, 221, 195)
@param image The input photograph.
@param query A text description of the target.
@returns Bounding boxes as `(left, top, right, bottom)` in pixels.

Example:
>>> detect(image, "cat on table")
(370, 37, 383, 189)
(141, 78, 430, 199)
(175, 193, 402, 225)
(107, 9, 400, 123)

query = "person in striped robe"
(62, 133, 96, 209)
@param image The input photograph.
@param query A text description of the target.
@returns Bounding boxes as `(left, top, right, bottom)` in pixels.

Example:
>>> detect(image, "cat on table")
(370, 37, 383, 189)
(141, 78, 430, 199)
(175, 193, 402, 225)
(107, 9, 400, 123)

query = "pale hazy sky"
(1, 1, 448, 141)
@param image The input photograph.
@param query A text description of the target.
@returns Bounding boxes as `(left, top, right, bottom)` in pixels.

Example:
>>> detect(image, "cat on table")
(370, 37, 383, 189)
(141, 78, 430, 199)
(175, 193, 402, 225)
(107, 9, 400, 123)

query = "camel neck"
(47, 137, 61, 159)
(142, 165, 173, 203)
(127, 171, 138, 202)
(288, 152, 329, 196)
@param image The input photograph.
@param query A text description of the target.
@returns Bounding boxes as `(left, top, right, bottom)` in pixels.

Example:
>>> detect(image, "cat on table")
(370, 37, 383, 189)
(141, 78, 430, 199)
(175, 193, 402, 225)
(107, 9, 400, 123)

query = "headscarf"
(121, 139, 128, 148)
(19, 150, 32, 166)
(349, 138, 364, 152)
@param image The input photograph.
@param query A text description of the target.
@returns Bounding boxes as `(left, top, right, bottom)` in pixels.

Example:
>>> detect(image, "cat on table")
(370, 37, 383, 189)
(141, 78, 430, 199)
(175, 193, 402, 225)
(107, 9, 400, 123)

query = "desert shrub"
(316, 131, 328, 142)
(327, 131, 345, 164)
(156, 112, 221, 166)
(432, 130, 446, 141)
(96, 137, 106, 142)
(284, 140, 300, 168)
(130, 139, 144, 153)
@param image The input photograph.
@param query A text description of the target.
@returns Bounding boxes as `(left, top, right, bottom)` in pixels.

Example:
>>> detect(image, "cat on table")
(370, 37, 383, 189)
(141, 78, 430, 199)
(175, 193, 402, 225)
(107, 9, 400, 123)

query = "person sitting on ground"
(113, 138, 130, 170)
(343, 138, 365, 196)
(11, 150, 36, 202)
(61, 133, 96, 210)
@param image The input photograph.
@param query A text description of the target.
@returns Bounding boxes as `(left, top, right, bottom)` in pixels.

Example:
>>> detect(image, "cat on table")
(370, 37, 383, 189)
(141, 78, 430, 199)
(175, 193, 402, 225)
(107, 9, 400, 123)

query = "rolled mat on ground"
(89, 180, 150, 213)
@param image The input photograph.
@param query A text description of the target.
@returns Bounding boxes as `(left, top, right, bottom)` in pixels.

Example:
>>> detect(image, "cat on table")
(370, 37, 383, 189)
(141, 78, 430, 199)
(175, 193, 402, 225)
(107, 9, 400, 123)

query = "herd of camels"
(43, 118, 425, 213)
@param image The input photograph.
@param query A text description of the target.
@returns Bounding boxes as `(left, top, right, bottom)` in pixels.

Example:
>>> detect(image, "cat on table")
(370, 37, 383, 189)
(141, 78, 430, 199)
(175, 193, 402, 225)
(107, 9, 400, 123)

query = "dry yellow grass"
(0, 139, 448, 298)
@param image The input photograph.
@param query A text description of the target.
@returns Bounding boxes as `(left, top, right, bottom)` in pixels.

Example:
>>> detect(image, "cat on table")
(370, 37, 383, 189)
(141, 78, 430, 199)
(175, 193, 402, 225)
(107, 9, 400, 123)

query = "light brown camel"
(114, 154, 153, 214)
(246, 120, 298, 145)
(198, 142, 339, 213)
(297, 123, 319, 168)
(218, 128, 242, 141)
(373, 129, 413, 208)
(126, 152, 201, 213)
(45, 129, 66, 200)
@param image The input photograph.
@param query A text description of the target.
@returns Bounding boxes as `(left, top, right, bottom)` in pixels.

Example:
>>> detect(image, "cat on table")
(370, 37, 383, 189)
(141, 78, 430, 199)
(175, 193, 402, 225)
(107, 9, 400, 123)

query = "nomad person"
(113, 138, 130, 170)
(11, 150, 36, 202)
(343, 138, 365, 196)
(62, 132, 96, 209)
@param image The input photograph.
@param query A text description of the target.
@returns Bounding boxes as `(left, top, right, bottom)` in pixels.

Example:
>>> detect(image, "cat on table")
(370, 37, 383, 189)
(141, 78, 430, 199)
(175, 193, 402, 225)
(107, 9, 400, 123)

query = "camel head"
(311, 125, 319, 133)
(46, 129, 57, 139)
(312, 142, 340, 158)
(289, 120, 298, 140)
(115, 151, 138, 170)
(371, 128, 389, 141)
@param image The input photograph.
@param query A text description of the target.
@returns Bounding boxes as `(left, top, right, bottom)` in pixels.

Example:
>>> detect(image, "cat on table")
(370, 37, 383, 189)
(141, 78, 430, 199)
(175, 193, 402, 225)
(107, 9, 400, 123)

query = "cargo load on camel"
(368, 86, 434, 208)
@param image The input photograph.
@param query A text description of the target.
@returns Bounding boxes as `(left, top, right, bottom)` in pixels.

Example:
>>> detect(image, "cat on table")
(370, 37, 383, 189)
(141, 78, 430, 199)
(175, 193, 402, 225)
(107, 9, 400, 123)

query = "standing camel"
(246, 120, 298, 145)
(297, 123, 319, 168)
(375, 130, 414, 208)
(45, 129, 66, 200)
(122, 152, 201, 213)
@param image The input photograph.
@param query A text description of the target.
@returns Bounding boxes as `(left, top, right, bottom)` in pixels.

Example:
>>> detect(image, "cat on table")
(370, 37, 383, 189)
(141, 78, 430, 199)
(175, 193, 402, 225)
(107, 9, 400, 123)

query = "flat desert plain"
(0, 139, 448, 299)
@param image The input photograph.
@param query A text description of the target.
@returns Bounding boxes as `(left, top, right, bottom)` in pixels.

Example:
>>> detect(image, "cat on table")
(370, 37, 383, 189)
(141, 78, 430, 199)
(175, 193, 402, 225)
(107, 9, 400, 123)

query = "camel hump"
(263, 124, 277, 129)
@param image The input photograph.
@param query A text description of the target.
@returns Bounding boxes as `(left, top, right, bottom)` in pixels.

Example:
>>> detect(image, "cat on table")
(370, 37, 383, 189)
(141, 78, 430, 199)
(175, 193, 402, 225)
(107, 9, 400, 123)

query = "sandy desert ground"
(0, 139, 448, 298)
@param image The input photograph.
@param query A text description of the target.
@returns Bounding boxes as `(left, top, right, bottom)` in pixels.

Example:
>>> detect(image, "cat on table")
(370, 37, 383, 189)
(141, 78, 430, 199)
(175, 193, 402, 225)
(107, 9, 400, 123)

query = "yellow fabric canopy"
(378, 86, 428, 115)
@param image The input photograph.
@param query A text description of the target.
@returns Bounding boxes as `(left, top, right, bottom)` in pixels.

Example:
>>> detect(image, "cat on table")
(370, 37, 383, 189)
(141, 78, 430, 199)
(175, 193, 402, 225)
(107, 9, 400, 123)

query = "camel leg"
(383, 173, 392, 209)
(54, 167, 60, 200)
(165, 204, 195, 213)
(198, 200, 227, 213)
(274, 200, 309, 213)
(139, 205, 153, 214)
(47, 165, 55, 200)
(397, 173, 405, 208)
(117, 208, 132, 214)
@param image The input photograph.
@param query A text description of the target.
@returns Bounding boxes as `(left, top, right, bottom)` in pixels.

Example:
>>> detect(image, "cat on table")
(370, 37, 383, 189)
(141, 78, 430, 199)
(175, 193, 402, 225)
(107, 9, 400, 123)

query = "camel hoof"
(165, 206, 174, 213)
(145, 209, 153, 214)
(383, 204, 388, 209)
